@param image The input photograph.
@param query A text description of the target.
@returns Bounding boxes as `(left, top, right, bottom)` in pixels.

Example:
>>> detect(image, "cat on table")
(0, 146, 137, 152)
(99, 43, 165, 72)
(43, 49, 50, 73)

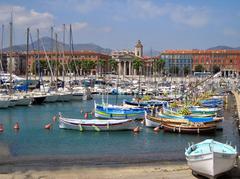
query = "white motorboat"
(71, 91, 83, 101)
(15, 95, 32, 106)
(44, 92, 59, 103)
(57, 92, 72, 102)
(185, 139, 238, 178)
(0, 97, 10, 108)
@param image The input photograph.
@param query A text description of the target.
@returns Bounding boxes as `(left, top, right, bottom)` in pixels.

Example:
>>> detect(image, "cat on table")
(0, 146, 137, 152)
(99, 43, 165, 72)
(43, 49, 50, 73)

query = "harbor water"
(0, 95, 239, 164)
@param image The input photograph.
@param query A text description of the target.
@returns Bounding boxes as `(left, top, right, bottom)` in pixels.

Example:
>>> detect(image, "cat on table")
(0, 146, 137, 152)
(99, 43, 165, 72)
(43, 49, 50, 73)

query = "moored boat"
(0, 97, 10, 108)
(162, 122, 216, 134)
(59, 113, 138, 131)
(185, 139, 237, 178)
(95, 102, 145, 120)
(15, 95, 32, 106)
(44, 93, 59, 103)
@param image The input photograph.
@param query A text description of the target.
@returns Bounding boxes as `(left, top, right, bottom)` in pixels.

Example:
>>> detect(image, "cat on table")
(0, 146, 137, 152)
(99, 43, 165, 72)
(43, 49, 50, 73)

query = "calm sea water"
(0, 95, 239, 162)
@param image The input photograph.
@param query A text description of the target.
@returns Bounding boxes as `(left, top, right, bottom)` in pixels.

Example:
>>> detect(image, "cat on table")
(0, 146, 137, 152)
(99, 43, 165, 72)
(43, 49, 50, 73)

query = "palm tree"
(155, 59, 165, 76)
(109, 58, 118, 74)
(133, 57, 143, 96)
(82, 60, 96, 75)
(97, 59, 105, 77)
(133, 57, 143, 75)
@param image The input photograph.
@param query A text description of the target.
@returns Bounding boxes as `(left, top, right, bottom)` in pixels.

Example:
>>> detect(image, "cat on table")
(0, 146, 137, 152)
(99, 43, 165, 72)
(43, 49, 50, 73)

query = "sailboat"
(0, 25, 10, 108)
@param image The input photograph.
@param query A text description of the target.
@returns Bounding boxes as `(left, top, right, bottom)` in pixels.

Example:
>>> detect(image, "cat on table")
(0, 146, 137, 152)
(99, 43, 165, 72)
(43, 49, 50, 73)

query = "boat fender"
(52, 116, 57, 122)
(45, 123, 51, 129)
(14, 122, 20, 130)
(84, 113, 88, 119)
(133, 126, 140, 133)
(92, 125, 100, 132)
(0, 124, 3, 132)
(153, 126, 160, 132)
(79, 124, 83, 132)
(80, 110, 83, 114)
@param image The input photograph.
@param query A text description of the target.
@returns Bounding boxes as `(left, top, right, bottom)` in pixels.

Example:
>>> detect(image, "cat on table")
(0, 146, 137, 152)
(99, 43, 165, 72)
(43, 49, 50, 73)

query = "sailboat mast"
(50, 26, 53, 84)
(37, 29, 40, 80)
(9, 15, 13, 94)
(55, 33, 59, 89)
(62, 24, 65, 84)
(0, 25, 4, 73)
(26, 27, 29, 92)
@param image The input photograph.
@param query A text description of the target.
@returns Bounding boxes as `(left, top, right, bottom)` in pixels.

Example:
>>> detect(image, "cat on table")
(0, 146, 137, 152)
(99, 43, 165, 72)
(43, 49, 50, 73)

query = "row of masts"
(0, 16, 80, 93)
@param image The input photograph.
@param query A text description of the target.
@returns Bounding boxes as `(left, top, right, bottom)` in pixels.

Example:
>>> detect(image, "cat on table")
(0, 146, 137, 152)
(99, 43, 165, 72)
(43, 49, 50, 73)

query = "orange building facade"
(28, 51, 110, 75)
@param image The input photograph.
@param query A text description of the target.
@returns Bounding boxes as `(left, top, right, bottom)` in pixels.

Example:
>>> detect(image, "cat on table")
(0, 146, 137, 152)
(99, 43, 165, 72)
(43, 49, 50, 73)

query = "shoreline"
(0, 162, 192, 179)
(0, 159, 240, 179)
(0, 154, 186, 172)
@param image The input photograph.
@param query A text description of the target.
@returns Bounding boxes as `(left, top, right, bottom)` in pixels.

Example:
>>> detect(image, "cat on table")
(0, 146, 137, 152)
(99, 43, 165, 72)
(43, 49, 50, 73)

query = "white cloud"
(0, 5, 54, 30)
(130, 0, 166, 18)
(75, 0, 103, 13)
(72, 22, 88, 30)
(169, 5, 209, 28)
(123, 0, 209, 28)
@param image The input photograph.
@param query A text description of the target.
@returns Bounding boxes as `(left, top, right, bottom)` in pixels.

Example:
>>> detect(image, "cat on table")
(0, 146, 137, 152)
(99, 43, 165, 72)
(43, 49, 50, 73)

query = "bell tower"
(134, 40, 143, 57)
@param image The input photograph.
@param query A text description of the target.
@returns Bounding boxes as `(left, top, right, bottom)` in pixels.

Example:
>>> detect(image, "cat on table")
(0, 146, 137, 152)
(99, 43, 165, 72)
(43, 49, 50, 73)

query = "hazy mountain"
(207, 45, 240, 50)
(3, 36, 112, 54)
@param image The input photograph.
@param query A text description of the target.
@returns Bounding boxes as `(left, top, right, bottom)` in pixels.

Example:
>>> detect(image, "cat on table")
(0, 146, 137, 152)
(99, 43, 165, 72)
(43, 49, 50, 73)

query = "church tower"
(134, 40, 143, 57)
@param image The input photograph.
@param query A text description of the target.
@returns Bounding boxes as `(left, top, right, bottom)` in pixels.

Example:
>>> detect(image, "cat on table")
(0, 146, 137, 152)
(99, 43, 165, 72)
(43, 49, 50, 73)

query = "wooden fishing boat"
(59, 113, 139, 131)
(94, 102, 145, 120)
(185, 139, 237, 178)
(145, 114, 223, 128)
(161, 122, 216, 134)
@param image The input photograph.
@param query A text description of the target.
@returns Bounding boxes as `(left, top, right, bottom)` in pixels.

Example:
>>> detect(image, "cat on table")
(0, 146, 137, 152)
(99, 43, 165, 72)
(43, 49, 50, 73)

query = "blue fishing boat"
(123, 99, 168, 108)
(94, 102, 145, 120)
(189, 107, 221, 115)
(200, 98, 223, 108)
(185, 139, 237, 178)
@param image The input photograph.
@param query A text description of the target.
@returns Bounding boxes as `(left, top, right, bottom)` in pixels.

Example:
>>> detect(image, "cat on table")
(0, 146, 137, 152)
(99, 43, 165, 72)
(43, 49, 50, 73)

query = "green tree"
(212, 65, 220, 74)
(169, 65, 179, 75)
(183, 66, 190, 76)
(133, 57, 143, 75)
(82, 60, 96, 75)
(97, 59, 105, 77)
(109, 58, 118, 73)
(194, 64, 204, 72)
(154, 59, 165, 75)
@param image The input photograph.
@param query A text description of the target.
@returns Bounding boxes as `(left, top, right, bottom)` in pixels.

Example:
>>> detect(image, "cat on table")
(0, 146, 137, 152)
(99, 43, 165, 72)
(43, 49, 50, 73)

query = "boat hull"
(145, 116, 161, 127)
(187, 152, 237, 177)
(57, 93, 72, 102)
(15, 97, 32, 106)
(9, 100, 16, 107)
(0, 100, 9, 108)
(162, 122, 216, 134)
(59, 116, 138, 131)
(71, 93, 83, 101)
(44, 94, 59, 103)
(32, 96, 46, 105)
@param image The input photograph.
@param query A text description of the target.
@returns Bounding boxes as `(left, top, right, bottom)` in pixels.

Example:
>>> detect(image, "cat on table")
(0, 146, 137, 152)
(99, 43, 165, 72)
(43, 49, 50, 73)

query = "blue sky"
(0, 0, 240, 51)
